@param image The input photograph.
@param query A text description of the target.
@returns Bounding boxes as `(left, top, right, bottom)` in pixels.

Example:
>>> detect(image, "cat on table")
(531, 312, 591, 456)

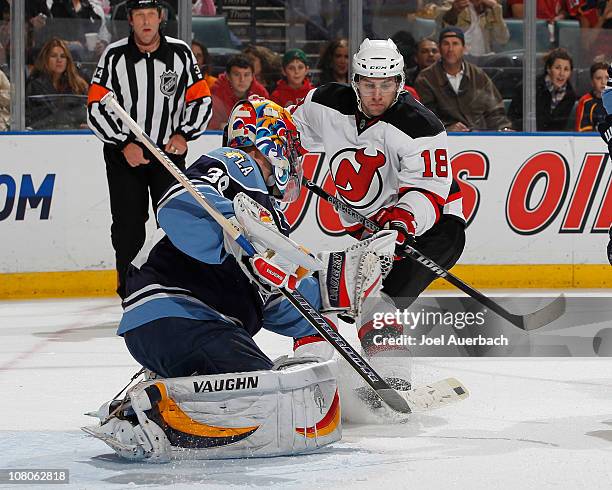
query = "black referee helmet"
(126, 0, 161, 11)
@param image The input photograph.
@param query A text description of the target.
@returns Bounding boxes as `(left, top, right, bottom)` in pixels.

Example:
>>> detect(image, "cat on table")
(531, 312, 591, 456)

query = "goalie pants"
(104, 145, 186, 299)
(123, 317, 274, 378)
(382, 215, 466, 306)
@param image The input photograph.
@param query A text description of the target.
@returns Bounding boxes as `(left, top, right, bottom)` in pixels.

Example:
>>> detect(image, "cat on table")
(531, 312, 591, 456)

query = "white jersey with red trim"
(292, 83, 464, 236)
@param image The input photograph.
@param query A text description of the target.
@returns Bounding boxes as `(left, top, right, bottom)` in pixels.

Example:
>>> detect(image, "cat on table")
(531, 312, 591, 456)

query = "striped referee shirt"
(87, 34, 212, 148)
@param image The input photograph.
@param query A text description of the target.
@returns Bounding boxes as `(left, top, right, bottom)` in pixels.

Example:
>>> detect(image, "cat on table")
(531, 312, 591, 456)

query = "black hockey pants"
(382, 215, 466, 307)
(124, 317, 274, 378)
(104, 145, 186, 299)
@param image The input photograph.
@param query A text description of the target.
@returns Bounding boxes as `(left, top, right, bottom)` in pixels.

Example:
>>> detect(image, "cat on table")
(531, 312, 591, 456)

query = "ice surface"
(1, 295, 612, 489)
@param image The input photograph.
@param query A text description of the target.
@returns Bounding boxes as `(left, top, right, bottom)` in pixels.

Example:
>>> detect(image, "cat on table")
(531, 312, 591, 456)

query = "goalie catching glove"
(225, 193, 323, 292)
(317, 230, 397, 320)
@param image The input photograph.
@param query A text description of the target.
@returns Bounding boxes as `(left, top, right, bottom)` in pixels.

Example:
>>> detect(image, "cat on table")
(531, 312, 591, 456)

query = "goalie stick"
(301, 178, 565, 331)
(101, 92, 432, 415)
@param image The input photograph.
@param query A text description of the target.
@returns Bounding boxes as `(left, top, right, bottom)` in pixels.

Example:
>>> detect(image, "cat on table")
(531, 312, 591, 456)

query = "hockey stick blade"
(302, 178, 566, 331)
(356, 377, 469, 413)
(397, 245, 566, 331)
(513, 294, 566, 331)
(401, 377, 469, 412)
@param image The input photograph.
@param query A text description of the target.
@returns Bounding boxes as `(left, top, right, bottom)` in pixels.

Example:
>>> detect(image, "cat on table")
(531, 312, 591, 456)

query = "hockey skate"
(354, 342, 413, 411)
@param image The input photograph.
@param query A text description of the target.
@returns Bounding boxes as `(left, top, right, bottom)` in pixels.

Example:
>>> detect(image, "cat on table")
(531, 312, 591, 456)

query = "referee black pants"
(382, 215, 466, 307)
(104, 145, 186, 299)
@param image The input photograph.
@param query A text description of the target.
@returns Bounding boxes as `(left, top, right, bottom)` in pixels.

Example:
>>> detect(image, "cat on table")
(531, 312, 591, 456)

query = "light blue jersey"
(118, 147, 320, 342)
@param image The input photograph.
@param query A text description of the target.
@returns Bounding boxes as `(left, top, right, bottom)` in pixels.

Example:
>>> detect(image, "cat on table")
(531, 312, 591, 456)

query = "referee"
(87, 0, 212, 298)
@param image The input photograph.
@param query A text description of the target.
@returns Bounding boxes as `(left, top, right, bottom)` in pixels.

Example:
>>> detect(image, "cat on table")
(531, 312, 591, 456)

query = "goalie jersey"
(117, 147, 320, 340)
(292, 84, 464, 237)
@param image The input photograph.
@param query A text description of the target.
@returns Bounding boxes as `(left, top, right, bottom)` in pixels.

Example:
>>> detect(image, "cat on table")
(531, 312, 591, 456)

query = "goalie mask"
(227, 96, 304, 203)
(351, 38, 405, 114)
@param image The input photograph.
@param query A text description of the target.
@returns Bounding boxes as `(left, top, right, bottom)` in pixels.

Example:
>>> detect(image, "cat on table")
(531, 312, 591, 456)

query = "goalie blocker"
(83, 359, 340, 461)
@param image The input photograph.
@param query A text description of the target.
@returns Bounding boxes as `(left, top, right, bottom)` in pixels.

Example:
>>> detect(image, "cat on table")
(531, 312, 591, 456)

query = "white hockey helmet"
(351, 38, 405, 112)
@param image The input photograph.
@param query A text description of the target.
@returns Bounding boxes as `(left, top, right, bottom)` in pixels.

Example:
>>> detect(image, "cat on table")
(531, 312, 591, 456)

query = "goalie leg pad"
(84, 360, 341, 461)
(293, 314, 338, 361)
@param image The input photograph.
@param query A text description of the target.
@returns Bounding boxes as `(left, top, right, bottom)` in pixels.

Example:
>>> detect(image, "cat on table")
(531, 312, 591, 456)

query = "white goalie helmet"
(351, 38, 405, 113)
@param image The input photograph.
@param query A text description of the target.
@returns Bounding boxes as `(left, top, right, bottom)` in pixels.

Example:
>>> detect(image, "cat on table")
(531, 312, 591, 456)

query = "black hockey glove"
(373, 206, 416, 259)
(598, 115, 612, 157)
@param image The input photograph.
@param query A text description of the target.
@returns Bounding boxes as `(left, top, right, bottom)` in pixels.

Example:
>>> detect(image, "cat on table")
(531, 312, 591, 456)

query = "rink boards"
(0, 132, 610, 297)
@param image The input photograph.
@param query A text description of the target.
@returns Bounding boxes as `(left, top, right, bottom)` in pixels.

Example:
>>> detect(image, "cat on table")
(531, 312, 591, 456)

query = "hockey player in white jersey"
(291, 39, 466, 358)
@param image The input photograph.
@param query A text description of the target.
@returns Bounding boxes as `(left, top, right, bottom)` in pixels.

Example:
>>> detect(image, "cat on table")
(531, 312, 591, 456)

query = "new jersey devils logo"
(330, 148, 385, 209)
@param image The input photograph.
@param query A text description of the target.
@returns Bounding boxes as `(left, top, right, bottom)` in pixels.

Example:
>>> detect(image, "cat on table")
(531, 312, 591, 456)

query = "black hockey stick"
(100, 93, 411, 414)
(301, 178, 566, 331)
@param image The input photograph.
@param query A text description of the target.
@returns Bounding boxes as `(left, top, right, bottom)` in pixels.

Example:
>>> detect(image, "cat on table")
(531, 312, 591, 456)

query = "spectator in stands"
(576, 61, 608, 131)
(437, 0, 509, 56)
(191, 39, 217, 89)
(508, 0, 568, 21)
(270, 48, 314, 107)
(415, 27, 511, 131)
(0, 21, 7, 66)
(567, 0, 601, 27)
(243, 45, 282, 95)
(0, 0, 50, 66)
(94, 1, 112, 15)
(0, 68, 9, 130)
(391, 30, 417, 70)
(596, 0, 612, 28)
(51, 0, 109, 66)
(508, 48, 577, 131)
(51, 0, 101, 22)
(26, 37, 89, 129)
(10, 1, 50, 26)
(51, 0, 102, 43)
(588, 1, 612, 57)
(317, 38, 349, 85)
(405, 37, 440, 86)
(192, 0, 216, 16)
(209, 53, 268, 130)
